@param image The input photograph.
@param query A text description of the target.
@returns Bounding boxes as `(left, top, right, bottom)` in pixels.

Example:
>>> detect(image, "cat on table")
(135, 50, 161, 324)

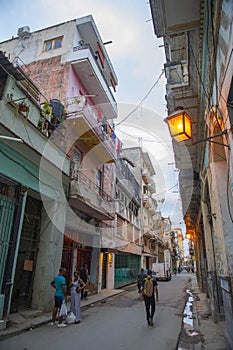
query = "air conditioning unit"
(17, 26, 31, 37)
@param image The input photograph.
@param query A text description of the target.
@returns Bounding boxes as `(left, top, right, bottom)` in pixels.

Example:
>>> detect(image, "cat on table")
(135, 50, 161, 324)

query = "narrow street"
(0, 273, 191, 350)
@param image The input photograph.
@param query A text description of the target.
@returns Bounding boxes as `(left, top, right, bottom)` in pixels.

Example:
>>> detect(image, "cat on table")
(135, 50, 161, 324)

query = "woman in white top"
(69, 271, 86, 324)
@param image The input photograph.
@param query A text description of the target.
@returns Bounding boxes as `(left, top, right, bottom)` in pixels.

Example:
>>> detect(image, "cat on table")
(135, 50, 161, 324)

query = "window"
(45, 41, 52, 51)
(44, 37, 63, 52)
(96, 170, 103, 195)
(143, 185, 148, 194)
(54, 37, 62, 49)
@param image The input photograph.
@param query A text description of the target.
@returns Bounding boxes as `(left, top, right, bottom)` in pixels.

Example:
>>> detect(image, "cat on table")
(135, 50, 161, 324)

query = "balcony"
(67, 45, 117, 119)
(148, 199, 157, 214)
(65, 112, 116, 164)
(142, 169, 151, 184)
(0, 60, 70, 177)
(142, 193, 149, 207)
(150, 0, 199, 38)
(116, 159, 141, 205)
(65, 211, 100, 239)
(143, 225, 153, 238)
(69, 171, 115, 221)
(148, 182, 156, 194)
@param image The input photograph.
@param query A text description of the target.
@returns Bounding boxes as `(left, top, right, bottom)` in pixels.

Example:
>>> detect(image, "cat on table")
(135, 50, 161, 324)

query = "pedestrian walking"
(142, 269, 158, 326)
(69, 271, 86, 324)
(50, 267, 68, 327)
(137, 268, 146, 294)
(80, 264, 89, 299)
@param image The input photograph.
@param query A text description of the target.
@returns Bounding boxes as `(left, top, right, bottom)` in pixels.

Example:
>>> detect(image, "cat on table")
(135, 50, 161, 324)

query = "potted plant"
(41, 101, 52, 121)
(18, 102, 30, 113)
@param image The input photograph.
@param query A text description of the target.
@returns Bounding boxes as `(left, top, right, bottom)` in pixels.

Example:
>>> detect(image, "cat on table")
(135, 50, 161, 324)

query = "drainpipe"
(2, 187, 27, 318)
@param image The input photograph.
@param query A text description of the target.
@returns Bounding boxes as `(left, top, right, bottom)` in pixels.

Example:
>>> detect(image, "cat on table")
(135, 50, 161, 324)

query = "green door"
(0, 194, 15, 291)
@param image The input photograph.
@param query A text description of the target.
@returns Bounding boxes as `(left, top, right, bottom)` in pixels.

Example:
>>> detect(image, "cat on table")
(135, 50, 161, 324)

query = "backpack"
(143, 277, 154, 297)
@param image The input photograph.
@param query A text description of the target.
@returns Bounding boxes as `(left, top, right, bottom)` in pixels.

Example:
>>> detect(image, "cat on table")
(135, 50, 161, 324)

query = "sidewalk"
(178, 274, 226, 350)
(0, 288, 126, 341)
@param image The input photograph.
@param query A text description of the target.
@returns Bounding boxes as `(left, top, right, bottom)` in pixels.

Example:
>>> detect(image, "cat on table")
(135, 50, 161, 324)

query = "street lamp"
(185, 226, 196, 241)
(164, 109, 194, 142)
(186, 232, 192, 240)
(164, 109, 230, 149)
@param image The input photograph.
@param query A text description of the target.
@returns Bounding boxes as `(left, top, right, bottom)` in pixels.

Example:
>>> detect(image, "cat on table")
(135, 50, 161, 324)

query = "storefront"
(62, 234, 92, 290)
(0, 140, 69, 317)
(114, 252, 140, 288)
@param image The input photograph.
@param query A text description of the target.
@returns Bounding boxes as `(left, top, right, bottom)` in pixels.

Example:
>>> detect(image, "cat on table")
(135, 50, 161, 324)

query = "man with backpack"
(142, 269, 158, 326)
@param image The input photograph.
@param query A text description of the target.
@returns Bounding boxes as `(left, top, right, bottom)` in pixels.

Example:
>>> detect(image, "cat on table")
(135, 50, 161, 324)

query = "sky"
(0, 0, 186, 232)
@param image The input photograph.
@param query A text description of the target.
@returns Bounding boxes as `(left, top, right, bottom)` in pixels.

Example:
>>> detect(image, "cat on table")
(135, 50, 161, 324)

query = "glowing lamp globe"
(164, 110, 194, 142)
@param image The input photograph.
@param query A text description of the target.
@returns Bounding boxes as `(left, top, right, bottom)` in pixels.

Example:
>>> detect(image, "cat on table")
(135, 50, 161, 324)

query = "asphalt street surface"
(0, 274, 191, 350)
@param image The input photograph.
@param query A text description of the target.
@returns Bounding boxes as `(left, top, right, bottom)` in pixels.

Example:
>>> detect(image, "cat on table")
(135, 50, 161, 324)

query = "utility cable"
(116, 126, 171, 143)
(153, 183, 179, 196)
(115, 70, 165, 126)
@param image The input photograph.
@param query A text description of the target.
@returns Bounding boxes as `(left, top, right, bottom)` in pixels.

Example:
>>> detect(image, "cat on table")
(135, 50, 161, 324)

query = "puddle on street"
(183, 289, 195, 335)
(177, 289, 201, 350)
(183, 289, 194, 330)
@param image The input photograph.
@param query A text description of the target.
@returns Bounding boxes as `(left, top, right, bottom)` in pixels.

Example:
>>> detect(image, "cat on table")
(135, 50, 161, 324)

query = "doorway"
(102, 252, 107, 289)
(11, 196, 42, 312)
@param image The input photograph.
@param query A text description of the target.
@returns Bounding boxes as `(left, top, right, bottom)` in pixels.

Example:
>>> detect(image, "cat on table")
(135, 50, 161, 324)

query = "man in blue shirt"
(50, 267, 67, 327)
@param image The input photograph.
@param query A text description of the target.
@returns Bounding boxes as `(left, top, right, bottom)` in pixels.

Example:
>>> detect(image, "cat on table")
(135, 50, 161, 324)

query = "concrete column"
(90, 246, 100, 291)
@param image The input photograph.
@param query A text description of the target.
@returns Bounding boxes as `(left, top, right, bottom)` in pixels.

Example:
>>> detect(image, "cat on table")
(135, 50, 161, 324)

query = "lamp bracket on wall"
(190, 130, 230, 149)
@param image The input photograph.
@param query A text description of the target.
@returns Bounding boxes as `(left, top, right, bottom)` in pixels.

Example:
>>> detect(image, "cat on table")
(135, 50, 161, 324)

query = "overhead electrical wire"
(153, 183, 179, 196)
(115, 70, 165, 126)
(116, 126, 171, 143)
